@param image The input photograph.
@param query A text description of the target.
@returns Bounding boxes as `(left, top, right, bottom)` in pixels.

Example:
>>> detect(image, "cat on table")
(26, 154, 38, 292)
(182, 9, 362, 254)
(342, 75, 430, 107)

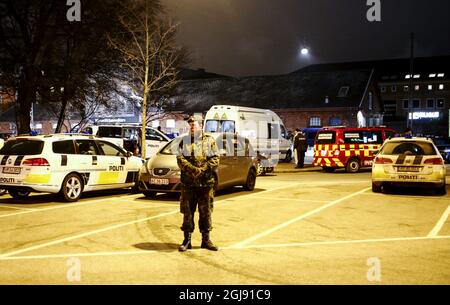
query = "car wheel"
(9, 190, 30, 199)
(346, 158, 360, 173)
(60, 173, 83, 202)
(243, 168, 257, 191)
(372, 182, 382, 193)
(143, 191, 157, 198)
(284, 150, 292, 163)
(323, 167, 335, 173)
(436, 184, 447, 195)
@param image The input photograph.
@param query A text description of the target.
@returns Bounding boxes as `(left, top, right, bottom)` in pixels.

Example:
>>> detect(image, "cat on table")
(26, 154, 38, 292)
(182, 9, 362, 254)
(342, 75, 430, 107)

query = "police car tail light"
(374, 157, 393, 164)
(22, 158, 50, 166)
(424, 158, 444, 165)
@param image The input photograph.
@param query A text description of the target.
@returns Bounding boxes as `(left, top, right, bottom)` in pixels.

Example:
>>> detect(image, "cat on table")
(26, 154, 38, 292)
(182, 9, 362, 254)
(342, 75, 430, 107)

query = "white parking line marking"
(0, 194, 142, 219)
(2, 235, 449, 261)
(359, 192, 449, 200)
(0, 181, 371, 258)
(0, 205, 36, 211)
(232, 235, 450, 250)
(250, 196, 328, 203)
(0, 183, 305, 258)
(231, 187, 372, 249)
(0, 209, 179, 258)
(427, 203, 450, 238)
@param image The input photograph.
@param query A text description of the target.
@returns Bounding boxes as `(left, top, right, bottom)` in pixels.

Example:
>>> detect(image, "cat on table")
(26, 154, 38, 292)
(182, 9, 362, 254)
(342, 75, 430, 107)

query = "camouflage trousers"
(180, 186, 215, 233)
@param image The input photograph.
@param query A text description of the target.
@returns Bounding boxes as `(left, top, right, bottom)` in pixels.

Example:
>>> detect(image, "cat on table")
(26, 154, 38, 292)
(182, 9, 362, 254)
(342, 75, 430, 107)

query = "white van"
(204, 105, 292, 172)
(82, 125, 170, 159)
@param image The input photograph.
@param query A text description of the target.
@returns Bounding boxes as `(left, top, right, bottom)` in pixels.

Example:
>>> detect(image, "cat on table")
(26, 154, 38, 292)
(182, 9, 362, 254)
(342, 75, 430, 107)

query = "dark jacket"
(293, 133, 307, 152)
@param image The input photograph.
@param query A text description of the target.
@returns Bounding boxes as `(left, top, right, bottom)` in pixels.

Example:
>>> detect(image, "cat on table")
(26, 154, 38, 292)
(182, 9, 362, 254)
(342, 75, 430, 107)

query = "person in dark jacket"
(293, 128, 307, 168)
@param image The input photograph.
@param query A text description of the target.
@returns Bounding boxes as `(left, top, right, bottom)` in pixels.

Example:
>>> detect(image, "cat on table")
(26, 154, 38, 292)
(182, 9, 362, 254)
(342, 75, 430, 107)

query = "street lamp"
(300, 48, 309, 55)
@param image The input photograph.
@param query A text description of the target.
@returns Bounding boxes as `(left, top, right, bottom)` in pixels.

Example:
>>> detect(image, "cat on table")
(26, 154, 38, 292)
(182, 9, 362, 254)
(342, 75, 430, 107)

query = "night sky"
(163, 0, 450, 77)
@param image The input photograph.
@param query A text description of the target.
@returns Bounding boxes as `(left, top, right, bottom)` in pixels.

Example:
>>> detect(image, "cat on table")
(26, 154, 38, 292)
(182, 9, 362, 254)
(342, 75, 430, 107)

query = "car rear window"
(381, 142, 438, 156)
(316, 132, 336, 145)
(98, 127, 122, 138)
(0, 139, 44, 155)
(53, 140, 76, 154)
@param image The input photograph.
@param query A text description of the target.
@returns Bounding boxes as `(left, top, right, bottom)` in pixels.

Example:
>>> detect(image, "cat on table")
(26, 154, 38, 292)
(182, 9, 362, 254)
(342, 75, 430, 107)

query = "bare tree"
(108, 0, 187, 159)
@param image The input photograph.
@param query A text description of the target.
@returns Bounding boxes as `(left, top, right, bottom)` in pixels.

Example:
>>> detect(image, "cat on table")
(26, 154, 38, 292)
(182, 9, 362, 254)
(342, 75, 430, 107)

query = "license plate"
(2, 167, 21, 174)
(397, 166, 421, 173)
(150, 178, 169, 185)
(397, 174, 419, 180)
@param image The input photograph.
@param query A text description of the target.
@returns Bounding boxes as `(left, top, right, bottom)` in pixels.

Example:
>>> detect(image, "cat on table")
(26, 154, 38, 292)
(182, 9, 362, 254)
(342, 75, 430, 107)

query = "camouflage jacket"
(177, 131, 220, 187)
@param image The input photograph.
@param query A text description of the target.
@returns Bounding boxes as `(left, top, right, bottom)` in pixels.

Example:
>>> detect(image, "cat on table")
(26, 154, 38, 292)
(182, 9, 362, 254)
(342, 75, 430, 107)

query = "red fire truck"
(313, 126, 396, 173)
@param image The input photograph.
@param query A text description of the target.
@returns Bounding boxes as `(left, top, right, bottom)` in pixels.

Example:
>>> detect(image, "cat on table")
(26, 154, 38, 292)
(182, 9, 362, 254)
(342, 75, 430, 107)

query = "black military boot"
(179, 232, 192, 252)
(201, 232, 218, 251)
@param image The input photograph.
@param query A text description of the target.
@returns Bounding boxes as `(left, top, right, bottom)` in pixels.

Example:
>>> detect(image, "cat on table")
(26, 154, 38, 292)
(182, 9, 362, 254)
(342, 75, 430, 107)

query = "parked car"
(432, 137, 450, 164)
(314, 126, 396, 173)
(0, 134, 143, 201)
(372, 137, 446, 194)
(203, 105, 292, 172)
(138, 133, 258, 197)
(82, 124, 170, 159)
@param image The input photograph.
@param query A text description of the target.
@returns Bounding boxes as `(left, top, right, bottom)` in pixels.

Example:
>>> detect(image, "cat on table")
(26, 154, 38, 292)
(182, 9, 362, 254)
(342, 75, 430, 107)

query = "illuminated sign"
(408, 112, 440, 120)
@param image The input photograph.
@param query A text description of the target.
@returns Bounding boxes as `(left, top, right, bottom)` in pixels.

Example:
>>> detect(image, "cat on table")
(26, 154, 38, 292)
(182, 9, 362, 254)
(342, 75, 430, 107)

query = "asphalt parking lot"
(0, 165, 449, 284)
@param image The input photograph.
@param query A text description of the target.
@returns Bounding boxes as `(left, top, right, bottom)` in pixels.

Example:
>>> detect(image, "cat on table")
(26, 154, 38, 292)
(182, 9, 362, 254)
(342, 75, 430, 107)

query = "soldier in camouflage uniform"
(177, 116, 220, 252)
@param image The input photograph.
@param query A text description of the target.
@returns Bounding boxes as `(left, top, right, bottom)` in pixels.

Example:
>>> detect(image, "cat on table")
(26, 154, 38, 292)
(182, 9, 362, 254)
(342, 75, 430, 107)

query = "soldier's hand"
(192, 167, 203, 178)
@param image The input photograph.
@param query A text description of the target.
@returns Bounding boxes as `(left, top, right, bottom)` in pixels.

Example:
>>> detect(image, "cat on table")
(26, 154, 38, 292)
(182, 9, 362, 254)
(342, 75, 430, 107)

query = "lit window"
(403, 86, 409, 92)
(437, 73, 445, 78)
(152, 120, 160, 128)
(428, 85, 433, 90)
(413, 74, 420, 79)
(439, 84, 444, 90)
(309, 117, 321, 127)
(429, 74, 436, 78)
(405, 74, 411, 79)
(414, 85, 420, 91)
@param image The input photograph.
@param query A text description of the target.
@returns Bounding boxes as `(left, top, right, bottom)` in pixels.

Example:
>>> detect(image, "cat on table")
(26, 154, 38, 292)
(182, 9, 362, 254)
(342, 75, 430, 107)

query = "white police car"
(372, 137, 447, 194)
(0, 134, 143, 201)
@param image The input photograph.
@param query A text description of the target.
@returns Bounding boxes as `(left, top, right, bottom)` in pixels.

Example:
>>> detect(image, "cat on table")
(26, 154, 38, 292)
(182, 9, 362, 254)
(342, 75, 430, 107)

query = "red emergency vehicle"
(313, 126, 396, 173)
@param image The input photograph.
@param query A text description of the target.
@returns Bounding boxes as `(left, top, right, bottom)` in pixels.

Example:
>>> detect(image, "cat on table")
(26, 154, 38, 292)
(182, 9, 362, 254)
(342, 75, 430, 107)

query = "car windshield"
(381, 141, 437, 156)
(160, 137, 183, 155)
(0, 139, 44, 155)
(205, 120, 235, 133)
